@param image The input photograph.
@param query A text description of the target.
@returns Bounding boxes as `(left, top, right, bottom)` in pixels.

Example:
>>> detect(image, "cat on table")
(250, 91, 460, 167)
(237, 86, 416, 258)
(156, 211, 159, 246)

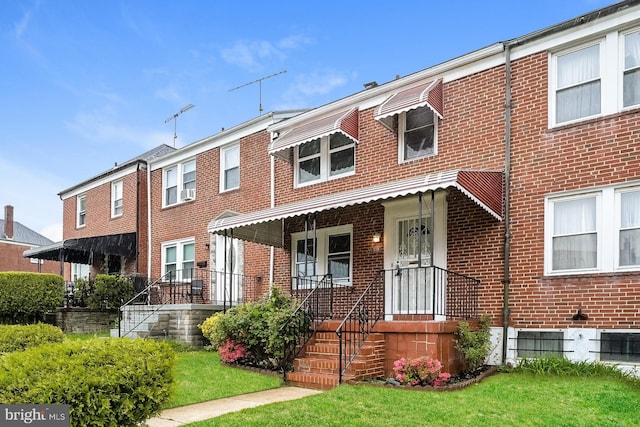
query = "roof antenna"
(164, 104, 195, 147)
(229, 70, 287, 115)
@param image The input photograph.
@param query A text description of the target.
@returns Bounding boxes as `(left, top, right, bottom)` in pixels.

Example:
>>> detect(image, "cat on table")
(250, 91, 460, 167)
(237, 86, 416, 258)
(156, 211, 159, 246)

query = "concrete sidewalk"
(145, 387, 323, 426)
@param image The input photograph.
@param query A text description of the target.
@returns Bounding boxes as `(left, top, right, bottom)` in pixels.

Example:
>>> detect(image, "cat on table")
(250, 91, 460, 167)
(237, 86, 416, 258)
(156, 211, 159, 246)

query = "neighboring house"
(25, 144, 176, 281)
(1, 205, 58, 274)
(208, 0, 640, 386)
(147, 111, 305, 304)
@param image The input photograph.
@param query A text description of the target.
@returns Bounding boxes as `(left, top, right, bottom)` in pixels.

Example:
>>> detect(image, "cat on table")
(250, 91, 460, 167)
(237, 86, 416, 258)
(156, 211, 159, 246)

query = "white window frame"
(545, 183, 640, 275)
(76, 194, 86, 228)
(162, 159, 196, 207)
(294, 134, 355, 188)
(111, 180, 123, 218)
(220, 142, 240, 192)
(620, 28, 640, 111)
(161, 238, 196, 281)
(398, 106, 438, 163)
(291, 224, 353, 286)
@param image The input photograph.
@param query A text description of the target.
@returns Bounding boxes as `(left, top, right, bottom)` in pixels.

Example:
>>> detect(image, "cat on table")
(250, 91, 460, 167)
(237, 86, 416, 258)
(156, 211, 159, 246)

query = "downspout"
(502, 43, 513, 365)
(269, 154, 275, 285)
(146, 162, 152, 279)
(135, 161, 141, 273)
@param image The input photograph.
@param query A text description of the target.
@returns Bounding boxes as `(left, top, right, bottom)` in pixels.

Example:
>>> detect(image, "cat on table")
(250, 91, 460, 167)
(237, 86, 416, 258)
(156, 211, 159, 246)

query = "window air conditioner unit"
(180, 189, 196, 201)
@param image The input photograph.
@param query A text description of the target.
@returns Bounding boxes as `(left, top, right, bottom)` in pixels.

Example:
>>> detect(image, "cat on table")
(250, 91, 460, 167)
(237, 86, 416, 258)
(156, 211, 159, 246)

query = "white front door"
(213, 235, 243, 305)
(383, 193, 447, 318)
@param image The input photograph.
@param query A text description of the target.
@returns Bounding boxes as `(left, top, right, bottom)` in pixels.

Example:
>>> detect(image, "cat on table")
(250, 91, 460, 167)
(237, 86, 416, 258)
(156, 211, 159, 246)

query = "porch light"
(372, 233, 382, 244)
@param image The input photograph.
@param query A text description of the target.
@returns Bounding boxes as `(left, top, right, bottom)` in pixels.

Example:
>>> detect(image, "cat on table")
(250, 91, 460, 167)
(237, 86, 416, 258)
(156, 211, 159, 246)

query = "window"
(623, 31, 640, 108)
(220, 143, 239, 191)
(295, 133, 355, 186)
(400, 106, 436, 161)
(111, 180, 123, 217)
(292, 225, 352, 285)
(517, 331, 564, 358)
(77, 195, 86, 227)
(600, 332, 640, 363)
(163, 159, 196, 206)
(162, 239, 195, 281)
(545, 185, 640, 274)
(553, 44, 601, 124)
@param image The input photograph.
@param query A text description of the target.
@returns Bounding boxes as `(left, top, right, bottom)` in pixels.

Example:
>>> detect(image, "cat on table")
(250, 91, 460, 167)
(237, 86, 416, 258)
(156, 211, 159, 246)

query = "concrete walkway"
(145, 387, 323, 426)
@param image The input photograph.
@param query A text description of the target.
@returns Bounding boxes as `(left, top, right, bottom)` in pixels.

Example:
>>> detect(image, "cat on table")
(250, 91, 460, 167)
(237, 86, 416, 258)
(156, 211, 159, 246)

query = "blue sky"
(0, 0, 614, 242)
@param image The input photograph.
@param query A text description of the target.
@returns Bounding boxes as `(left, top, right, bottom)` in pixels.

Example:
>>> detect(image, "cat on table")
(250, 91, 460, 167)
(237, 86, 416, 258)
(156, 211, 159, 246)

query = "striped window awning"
(269, 107, 359, 159)
(208, 170, 502, 247)
(375, 79, 443, 131)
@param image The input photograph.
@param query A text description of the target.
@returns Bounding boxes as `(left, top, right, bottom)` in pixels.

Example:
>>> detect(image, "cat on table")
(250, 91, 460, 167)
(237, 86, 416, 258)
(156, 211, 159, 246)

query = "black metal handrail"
(336, 270, 384, 384)
(280, 275, 334, 378)
(385, 265, 479, 319)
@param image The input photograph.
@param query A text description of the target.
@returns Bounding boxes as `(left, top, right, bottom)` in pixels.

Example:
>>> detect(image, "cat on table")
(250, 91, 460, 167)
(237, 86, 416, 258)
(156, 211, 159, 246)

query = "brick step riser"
(313, 332, 384, 341)
(294, 360, 383, 373)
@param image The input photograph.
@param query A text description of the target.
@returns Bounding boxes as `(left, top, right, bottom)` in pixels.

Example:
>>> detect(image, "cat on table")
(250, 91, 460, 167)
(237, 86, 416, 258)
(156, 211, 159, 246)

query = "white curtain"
(625, 31, 640, 107)
(553, 197, 597, 270)
(556, 44, 601, 123)
(620, 191, 640, 266)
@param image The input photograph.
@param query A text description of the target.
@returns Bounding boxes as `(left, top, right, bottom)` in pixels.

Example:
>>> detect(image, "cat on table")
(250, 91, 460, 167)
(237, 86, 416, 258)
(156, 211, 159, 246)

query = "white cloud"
(14, 8, 32, 39)
(276, 70, 350, 109)
(155, 85, 182, 102)
(277, 34, 314, 50)
(221, 34, 310, 71)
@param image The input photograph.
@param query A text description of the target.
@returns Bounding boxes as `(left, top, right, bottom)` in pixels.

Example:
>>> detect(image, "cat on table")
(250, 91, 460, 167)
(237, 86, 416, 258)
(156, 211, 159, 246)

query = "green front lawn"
(185, 373, 640, 427)
(165, 351, 282, 408)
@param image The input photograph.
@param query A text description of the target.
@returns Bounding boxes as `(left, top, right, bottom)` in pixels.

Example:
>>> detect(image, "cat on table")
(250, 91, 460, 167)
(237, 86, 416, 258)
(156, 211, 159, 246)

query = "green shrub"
(85, 274, 135, 311)
(199, 286, 304, 370)
(0, 272, 64, 323)
(455, 315, 492, 371)
(0, 323, 65, 353)
(0, 338, 175, 427)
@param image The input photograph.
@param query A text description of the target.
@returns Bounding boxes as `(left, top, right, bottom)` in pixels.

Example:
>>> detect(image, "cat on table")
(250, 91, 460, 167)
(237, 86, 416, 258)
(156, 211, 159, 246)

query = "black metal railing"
(280, 275, 334, 377)
(336, 270, 385, 384)
(385, 265, 479, 319)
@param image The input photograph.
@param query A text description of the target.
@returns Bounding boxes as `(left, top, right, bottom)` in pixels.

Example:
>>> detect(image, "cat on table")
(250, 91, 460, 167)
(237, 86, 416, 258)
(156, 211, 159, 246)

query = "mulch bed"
(353, 365, 499, 391)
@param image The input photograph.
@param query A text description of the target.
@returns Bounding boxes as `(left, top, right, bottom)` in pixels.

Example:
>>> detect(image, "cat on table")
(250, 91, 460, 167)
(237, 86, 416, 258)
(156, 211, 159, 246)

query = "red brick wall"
(507, 52, 640, 329)
(0, 242, 59, 274)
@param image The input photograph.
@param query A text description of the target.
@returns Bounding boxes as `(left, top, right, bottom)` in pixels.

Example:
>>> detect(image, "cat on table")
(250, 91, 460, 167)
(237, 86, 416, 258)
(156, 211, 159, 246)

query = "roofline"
(58, 158, 147, 198)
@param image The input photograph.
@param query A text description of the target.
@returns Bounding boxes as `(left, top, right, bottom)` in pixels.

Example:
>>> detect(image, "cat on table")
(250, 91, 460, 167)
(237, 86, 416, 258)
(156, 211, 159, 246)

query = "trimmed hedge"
(0, 323, 65, 353)
(0, 338, 175, 427)
(0, 272, 64, 323)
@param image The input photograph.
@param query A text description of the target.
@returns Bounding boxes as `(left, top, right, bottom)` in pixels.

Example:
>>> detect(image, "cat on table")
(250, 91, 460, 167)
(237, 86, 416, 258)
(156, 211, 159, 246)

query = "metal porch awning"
(375, 79, 444, 131)
(208, 170, 503, 247)
(269, 107, 359, 159)
(23, 232, 137, 264)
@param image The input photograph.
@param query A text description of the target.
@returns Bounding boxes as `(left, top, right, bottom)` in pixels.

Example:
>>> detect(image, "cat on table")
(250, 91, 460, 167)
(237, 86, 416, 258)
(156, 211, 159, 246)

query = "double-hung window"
(111, 180, 123, 217)
(162, 239, 195, 281)
(545, 185, 640, 274)
(553, 43, 602, 125)
(220, 143, 239, 192)
(292, 225, 353, 286)
(295, 133, 355, 186)
(163, 159, 196, 207)
(400, 106, 436, 161)
(77, 194, 86, 228)
(623, 30, 640, 108)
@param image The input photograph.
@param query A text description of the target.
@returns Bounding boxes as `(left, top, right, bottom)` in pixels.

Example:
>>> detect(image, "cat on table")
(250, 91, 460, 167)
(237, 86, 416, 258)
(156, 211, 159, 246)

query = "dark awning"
(23, 232, 137, 264)
(269, 107, 359, 159)
(208, 170, 503, 247)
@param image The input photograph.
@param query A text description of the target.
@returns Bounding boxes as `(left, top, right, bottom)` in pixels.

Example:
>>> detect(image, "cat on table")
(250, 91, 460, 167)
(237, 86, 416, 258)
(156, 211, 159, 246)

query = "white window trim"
(619, 28, 640, 112)
(162, 159, 196, 207)
(111, 180, 123, 218)
(515, 328, 565, 359)
(294, 135, 356, 188)
(76, 194, 86, 228)
(291, 224, 353, 286)
(220, 142, 240, 193)
(398, 108, 438, 163)
(544, 183, 640, 275)
(161, 238, 196, 281)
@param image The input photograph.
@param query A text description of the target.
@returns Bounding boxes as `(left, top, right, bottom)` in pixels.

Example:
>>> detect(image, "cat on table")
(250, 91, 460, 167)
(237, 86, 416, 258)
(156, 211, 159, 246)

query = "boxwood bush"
(0, 323, 65, 353)
(0, 338, 175, 427)
(0, 272, 64, 323)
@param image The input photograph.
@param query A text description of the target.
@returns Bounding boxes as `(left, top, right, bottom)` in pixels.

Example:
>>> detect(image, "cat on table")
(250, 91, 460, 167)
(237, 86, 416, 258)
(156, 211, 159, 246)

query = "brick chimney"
(4, 205, 14, 240)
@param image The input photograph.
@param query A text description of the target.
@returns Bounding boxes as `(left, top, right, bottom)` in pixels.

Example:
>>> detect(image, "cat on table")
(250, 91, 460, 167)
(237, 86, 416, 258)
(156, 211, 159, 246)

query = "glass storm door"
(214, 235, 242, 305)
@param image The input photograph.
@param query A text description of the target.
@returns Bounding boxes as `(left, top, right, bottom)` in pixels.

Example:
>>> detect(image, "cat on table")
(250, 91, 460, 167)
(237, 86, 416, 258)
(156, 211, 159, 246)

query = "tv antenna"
(165, 104, 195, 147)
(229, 70, 287, 114)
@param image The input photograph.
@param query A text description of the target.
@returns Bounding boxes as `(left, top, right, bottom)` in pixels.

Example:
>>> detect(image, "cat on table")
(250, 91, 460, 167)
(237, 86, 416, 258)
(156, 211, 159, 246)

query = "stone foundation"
(54, 308, 118, 334)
